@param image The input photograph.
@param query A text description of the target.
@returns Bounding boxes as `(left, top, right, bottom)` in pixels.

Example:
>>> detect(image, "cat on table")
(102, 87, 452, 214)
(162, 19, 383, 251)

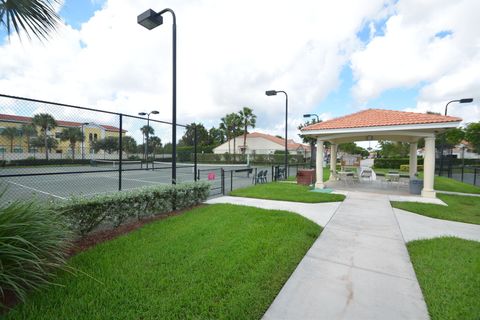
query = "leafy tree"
(31, 135, 57, 152)
(21, 123, 37, 152)
(122, 136, 137, 154)
(180, 123, 209, 146)
(436, 127, 465, 155)
(1, 127, 19, 152)
(148, 136, 162, 155)
(464, 122, 480, 153)
(377, 141, 410, 158)
(59, 127, 83, 160)
(298, 119, 321, 162)
(238, 107, 256, 154)
(92, 137, 118, 154)
(220, 113, 242, 154)
(339, 142, 369, 157)
(207, 126, 225, 146)
(32, 113, 57, 160)
(140, 125, 154, 159)
(0, 0, 61, 41)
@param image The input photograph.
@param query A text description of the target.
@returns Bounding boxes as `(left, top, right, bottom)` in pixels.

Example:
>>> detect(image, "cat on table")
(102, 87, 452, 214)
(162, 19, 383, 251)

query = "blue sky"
(0, 0, 478, 144)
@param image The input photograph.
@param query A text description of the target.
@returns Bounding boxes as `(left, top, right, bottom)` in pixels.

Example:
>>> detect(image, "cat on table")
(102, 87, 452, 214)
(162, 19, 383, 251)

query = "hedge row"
(374, 158, 423, 169)
(399, 164, 424, 172)
(194, 153, 304, 164)
(56, 182, 211, 236)
(0, 159, 92, 167)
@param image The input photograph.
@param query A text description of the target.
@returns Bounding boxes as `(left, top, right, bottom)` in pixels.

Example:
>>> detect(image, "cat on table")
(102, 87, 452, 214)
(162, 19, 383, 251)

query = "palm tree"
(239, 107, 256, 154)
(21, 123, 37, 153)
(60, 127, 83, 160)
(148, 136, 162, 157)
(140, 125, 154, 160)
(0, 0, 60, 41)
(220, 113, 242, 161)
(1, 126, 19, 152)
(32, 113, 57, 160)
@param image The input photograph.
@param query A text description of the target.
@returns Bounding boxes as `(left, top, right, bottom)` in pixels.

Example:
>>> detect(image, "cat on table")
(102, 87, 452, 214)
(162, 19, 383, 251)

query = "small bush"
(399, 164, 424, 171)
(57, 182, 211, 236)
(0, 199, 72, 305)
(374, 158, 423, 169)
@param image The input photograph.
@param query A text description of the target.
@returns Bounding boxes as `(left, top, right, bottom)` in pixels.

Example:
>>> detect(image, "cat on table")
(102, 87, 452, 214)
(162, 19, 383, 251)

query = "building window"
(56, 150, 62, 154)
(55, 131, 61, 139)
(0, 127, 5, 134)
(28, 147, 38, 153)
(94, 133, 98, 141)
(13, 147, 23, 153)
(0, 147, 6, 154)
(89, 133, 93, 141)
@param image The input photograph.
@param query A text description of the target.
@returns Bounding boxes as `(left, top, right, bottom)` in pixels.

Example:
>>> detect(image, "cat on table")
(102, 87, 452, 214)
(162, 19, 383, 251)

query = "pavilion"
(301, 109, 462, 198)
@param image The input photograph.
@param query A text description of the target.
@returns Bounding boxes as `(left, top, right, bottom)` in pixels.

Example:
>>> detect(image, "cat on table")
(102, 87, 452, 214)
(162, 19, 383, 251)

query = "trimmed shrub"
(374, 158, 423, 169)
(57, 182, 211, 236)
(6, 159, 91, 167)
(399, 164, 424, 172)
(0, 199, 72, 305)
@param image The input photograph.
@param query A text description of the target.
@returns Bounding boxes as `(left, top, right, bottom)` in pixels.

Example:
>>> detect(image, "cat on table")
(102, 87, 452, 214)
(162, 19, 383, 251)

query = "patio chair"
(385, 173, 400, 190)
(260, 170, 268, 183)
(360, 169, 373, 182)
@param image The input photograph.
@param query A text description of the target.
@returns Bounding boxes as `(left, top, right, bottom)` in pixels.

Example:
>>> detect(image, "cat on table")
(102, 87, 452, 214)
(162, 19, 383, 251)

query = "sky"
(0, 0, 479, 147)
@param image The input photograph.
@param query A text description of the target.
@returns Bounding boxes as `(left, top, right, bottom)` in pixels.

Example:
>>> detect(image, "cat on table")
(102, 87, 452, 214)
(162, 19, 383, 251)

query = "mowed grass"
(391, 194, 480, 225)
(434, 175, 480, 194)
(230, 182, 345, 203)
(408, 237, 480, 320)
(6, 204, 321, 320)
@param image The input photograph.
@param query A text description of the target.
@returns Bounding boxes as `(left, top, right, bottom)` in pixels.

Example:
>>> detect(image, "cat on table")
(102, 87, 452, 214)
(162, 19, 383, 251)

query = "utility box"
(297, 169, 315, 185)
(409, 179, 423, 195)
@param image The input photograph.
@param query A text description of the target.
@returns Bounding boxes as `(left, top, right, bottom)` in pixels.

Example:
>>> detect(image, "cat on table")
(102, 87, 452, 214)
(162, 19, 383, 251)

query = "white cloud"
(350, 0, 480, 122)
(0, 0, 391, 143)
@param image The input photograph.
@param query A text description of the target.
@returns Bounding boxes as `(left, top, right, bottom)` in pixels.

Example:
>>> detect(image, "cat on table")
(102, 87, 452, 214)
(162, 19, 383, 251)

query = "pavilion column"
(329, 143, 337, 181)
(421, 136, 436, 198)
(409, 142, 418, 178)
(315, 138, 325, 189)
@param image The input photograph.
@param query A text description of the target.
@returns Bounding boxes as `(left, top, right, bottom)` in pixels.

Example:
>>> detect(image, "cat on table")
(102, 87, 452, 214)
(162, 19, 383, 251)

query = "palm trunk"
(44, 134, 49, 160)
(71, 142, 75, 160)
(243, 124, 247, 155)
(233, 127, 236, 163)
(26, 136, 30, 153)
(10, 138, 13, 153)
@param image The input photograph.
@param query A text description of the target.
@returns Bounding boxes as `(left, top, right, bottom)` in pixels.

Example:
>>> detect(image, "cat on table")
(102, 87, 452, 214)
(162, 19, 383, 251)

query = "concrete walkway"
(395, 208, 480, 242)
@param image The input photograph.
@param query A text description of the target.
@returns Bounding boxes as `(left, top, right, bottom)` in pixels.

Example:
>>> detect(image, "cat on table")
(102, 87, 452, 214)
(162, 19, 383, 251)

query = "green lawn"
(408, 237, 480, 320)
(6, 204, 320, 320)
(434, 175, 480, 194)
(230, 182, 345, 203)
(391, 194, 480, 225)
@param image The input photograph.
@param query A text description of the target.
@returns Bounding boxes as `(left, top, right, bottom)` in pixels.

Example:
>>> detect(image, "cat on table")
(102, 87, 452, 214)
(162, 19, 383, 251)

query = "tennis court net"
(92, 160, 144, 170)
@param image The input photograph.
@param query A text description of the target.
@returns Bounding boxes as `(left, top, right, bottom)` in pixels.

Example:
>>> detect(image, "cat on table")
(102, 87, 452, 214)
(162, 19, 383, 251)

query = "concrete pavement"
(261, 192, 429, 320)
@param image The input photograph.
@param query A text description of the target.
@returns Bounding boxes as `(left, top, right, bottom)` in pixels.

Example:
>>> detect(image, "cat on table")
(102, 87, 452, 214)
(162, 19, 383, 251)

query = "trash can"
(409, 179, 423, 195)
(297, 169, 315, 185)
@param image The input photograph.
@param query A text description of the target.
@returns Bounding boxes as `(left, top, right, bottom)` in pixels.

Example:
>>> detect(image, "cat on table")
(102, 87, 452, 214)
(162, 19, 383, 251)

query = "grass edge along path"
(407, 237, 480, 320)
(391, 194, 480, 225)
(5, 204, 321, 320)
(230, 182, 345, 203)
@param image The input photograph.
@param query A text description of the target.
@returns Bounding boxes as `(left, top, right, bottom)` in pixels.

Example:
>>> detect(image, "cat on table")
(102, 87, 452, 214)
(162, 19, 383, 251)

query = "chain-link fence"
(436, 158, 480, 187)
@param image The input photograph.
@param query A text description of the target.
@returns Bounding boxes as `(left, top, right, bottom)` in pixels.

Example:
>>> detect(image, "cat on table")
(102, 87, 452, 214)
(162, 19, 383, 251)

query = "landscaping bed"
(391, 194, 480, 225)
(5, 204, 321, 319)
(230, 182, 345, 203)
(408, 237, 480, 320)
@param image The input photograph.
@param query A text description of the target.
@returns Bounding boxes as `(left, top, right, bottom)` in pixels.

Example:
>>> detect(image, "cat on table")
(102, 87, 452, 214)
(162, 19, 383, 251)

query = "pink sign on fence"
(208, 172, 216, 180)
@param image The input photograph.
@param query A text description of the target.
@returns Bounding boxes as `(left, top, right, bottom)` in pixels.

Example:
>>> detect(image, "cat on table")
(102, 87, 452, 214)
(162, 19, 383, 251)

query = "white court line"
(7, 180, 67, 200)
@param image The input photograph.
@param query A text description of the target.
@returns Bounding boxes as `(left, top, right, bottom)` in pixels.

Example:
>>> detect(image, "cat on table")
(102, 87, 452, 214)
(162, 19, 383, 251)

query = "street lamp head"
(138, 112, 147, 116)
(151, 110, 160, 115)
(459, 98, 473, 103)
(303, 114, 312, 118)
(265, 90, 277, 96)
(137, 9, 163, 30)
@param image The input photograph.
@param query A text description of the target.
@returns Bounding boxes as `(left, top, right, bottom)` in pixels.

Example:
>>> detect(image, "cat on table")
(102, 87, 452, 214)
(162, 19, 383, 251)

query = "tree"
(465, 122, 480, 153)
(140, 125, 154, 159)
(1, 126, 19, 152)
(0, 0, 60, 41)
(298, 119, 321, 164)
(436, 128, 465, 154)
(92, 137, 118, 154)
(59, 127, 83, 160)
(32, 113, 57, 160)
(238, 107, 256, 154)
(220, 113, 242, 155)
(338, 142, 369, 157)
(122, 136, 137, 155)
(21, 123, 37, 152)
(31, 135, 57, 152)
(207, 126, 225, 146)
(148, 136, 162, 155)
(377, 141, 409, 158)
(180, 123, 208, 146)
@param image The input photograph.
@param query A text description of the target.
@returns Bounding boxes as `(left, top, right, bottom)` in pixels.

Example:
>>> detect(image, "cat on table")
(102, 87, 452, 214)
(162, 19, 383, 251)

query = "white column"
(421, 136, 436, 198)
(329, 144, 337, 181)
(315, 139, 325, 189)
(409, 142, 418, 179)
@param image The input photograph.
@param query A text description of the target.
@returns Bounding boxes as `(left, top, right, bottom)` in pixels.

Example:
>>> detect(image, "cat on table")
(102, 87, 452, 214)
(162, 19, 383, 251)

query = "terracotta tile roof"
(0, 113, 126, 132)
(302, 109, 462, 131)
(246, 132, 310, 150)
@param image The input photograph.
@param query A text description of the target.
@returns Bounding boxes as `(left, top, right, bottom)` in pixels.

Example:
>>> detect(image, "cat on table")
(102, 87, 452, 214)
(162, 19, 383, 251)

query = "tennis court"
(0, 160, 258, 203)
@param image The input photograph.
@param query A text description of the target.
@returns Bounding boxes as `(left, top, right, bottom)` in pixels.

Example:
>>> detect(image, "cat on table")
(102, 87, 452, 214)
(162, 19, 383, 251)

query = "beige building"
(213, 132, 311, 157)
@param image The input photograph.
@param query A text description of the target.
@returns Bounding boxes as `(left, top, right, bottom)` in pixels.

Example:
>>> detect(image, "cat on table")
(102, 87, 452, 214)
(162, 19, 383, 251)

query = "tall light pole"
(139, 110, 159, 168)
(266, 90, 288, 173)
(80, 122, 89, 160)
(303, 114, 320, 168)
(439, 98, 473, 174)
(138, 8, 177, 184)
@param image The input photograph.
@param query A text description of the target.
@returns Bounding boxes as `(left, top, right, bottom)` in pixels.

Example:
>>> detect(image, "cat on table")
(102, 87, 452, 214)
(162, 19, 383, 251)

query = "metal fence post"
(221, 168, 225, 195)
(474, 168, 477, 186)
(194, 124, 197, 181)
(461, 166, 464, 182)
(230, 170, 233, 191)
(118, 114, 123, 191)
